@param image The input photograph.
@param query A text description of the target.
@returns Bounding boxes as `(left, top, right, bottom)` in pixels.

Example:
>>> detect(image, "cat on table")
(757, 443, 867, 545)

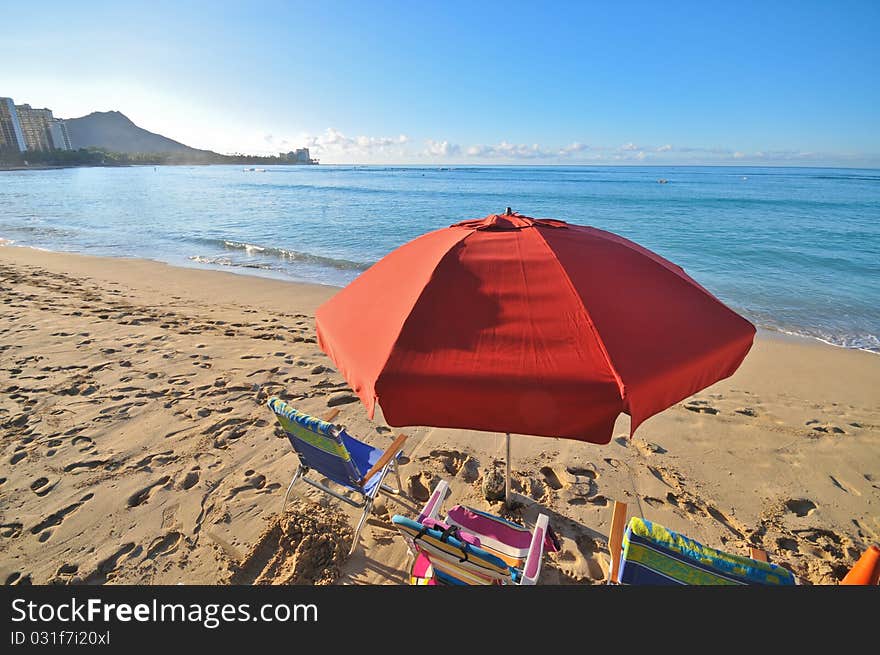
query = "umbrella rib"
(529, 226, 627, 404)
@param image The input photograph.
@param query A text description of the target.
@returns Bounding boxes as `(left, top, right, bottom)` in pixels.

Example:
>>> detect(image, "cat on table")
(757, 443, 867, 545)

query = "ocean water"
(1, 164, 878, 352)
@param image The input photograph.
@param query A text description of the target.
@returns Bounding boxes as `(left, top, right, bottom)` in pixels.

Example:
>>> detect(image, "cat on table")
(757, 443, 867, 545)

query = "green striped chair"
(268, 397, 407, 555)
(607, 501, 798, 585)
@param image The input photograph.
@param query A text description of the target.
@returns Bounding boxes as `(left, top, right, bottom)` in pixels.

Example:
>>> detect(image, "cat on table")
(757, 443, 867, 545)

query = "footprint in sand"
(226, 470, 280, 500)
(407, 471, 439, 502)
(127, 476, 171, 508)
(63, 459, 109, 473)
(83, 543, 139, 584)
(539, 466, 564, 491)
(71, 436, 95, 452)
(514, 473, 547, 502)
(52, 563, 79, 582)
(426, 449, 468, 476)
(684, 401, 719, 415)
(30, 477, 58, 497)
(30, 493, 94, 534)
(145, 531, 184, 559)
(565, 466, 598, 483)
(812, 424, 846, 434)
(784, 498, 817, 517)
(180, 470, 200, 490)
(635, 440, 667, 456)
(5, 572, 33, 585)
(130, 450, 177, 471)
(1, 522, 23, 539)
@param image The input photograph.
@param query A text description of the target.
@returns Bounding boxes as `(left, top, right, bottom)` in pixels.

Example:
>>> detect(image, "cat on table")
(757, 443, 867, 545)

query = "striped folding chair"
(606, 501, 798, 585)
(392, 479, 556, 585)
(267, 397, 407, 555)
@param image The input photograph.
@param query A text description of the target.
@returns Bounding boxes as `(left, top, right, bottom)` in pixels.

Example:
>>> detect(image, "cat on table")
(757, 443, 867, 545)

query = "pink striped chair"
(393, 480, 558, 585)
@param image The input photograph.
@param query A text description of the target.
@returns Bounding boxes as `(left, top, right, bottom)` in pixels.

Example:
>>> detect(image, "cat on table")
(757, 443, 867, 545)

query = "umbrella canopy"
(316, 211, 755, 444)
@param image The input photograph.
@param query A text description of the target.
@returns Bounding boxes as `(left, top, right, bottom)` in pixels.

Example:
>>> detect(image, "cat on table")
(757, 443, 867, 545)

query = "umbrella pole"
(505, 432, 511, 507)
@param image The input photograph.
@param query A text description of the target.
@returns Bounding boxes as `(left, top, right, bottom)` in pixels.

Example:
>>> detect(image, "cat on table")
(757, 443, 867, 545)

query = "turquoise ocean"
(1, 165, 878, 351)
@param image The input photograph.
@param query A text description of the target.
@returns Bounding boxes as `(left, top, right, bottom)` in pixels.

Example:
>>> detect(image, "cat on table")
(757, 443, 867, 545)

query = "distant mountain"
(64, 110, 216, 155)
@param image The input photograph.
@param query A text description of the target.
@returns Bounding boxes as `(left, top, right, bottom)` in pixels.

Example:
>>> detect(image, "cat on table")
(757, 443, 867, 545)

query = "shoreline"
(1, 242, 877, 586)
(1, 240, 875, 355)
(0, 161, 320, 172)
(2, 163, 879, 171)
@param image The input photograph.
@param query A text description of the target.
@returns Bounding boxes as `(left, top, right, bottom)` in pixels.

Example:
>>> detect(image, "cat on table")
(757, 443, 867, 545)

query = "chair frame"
(277, 406, 407, 555)
(406, 479, 549, 585)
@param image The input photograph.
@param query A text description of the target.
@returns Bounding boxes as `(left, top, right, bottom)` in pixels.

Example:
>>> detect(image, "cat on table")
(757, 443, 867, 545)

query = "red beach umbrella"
(316, 210, 755, 501)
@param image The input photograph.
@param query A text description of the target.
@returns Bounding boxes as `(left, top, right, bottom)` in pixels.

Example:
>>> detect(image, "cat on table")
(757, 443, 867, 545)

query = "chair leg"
(379, 461, 403, 495)
(349, 499, 373, 556)
(281, 465, 303, 513)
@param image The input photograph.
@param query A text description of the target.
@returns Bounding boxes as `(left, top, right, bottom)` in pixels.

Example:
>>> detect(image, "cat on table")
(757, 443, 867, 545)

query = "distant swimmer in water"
(658, 178, 668, 184)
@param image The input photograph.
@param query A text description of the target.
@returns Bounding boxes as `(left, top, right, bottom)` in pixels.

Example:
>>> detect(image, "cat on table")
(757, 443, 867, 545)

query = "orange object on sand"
(840, 545, 880, 585)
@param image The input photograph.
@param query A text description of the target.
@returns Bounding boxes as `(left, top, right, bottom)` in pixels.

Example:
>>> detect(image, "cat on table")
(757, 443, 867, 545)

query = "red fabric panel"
(376, 224, 622, 442)
(315, 226, 470, 417)
(541, 224, 755, 431)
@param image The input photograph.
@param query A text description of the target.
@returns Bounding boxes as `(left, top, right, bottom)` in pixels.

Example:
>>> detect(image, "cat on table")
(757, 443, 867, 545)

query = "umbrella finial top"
(452, 211, 570, 231)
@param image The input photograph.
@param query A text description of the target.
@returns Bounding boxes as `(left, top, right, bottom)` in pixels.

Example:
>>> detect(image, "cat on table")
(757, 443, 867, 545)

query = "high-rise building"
(48, 119, 72, 151)
(0, 97, 26, 153)
(16, 104, 55, 152)
(279, 148, 315, 164)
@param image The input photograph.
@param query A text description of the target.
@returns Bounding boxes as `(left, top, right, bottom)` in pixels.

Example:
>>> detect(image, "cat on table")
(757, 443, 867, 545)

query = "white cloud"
(423, 139, 460, 157)
(494, 142, 546, 158)
(260, 131, 852, 165)
(465, 141, 553, 159)
(301, 128, 410, 156)
(558, 142, 590, 155)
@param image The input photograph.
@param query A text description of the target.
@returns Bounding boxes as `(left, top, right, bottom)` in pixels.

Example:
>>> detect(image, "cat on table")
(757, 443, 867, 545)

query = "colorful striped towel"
(619, 517, 797, 585)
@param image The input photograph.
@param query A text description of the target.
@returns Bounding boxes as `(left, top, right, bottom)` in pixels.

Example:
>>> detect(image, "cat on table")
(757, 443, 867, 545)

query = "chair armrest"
(322, 408, 341, 423)
(520, 514, 549, 585)
(358, 433, 408, 487)
(607, 501, 628, 584)
(418, 479, 449, 522)
(749, 547, 769, 562)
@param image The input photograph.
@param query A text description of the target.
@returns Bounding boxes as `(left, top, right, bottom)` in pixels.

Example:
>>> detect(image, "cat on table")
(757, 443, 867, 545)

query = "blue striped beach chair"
(392, 480, 554, 585)
(267, 397, 407, 555)
(607, 501, 798, 585)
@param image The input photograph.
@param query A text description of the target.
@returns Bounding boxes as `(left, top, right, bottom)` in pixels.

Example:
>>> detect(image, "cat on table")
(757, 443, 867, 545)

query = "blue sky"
(3, 0, 879, 165)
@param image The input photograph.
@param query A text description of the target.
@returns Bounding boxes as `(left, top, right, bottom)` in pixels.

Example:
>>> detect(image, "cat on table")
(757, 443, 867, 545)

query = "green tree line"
(0, 147, 315, 168)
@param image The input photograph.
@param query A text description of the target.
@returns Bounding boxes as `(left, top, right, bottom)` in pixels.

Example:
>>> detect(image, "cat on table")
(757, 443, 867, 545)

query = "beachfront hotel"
(0, 97, 72, 152)
(0, 96, 26, 152)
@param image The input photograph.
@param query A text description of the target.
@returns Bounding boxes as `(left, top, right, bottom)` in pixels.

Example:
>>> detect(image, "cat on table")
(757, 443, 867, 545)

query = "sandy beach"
(1, 244, 878, 586)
